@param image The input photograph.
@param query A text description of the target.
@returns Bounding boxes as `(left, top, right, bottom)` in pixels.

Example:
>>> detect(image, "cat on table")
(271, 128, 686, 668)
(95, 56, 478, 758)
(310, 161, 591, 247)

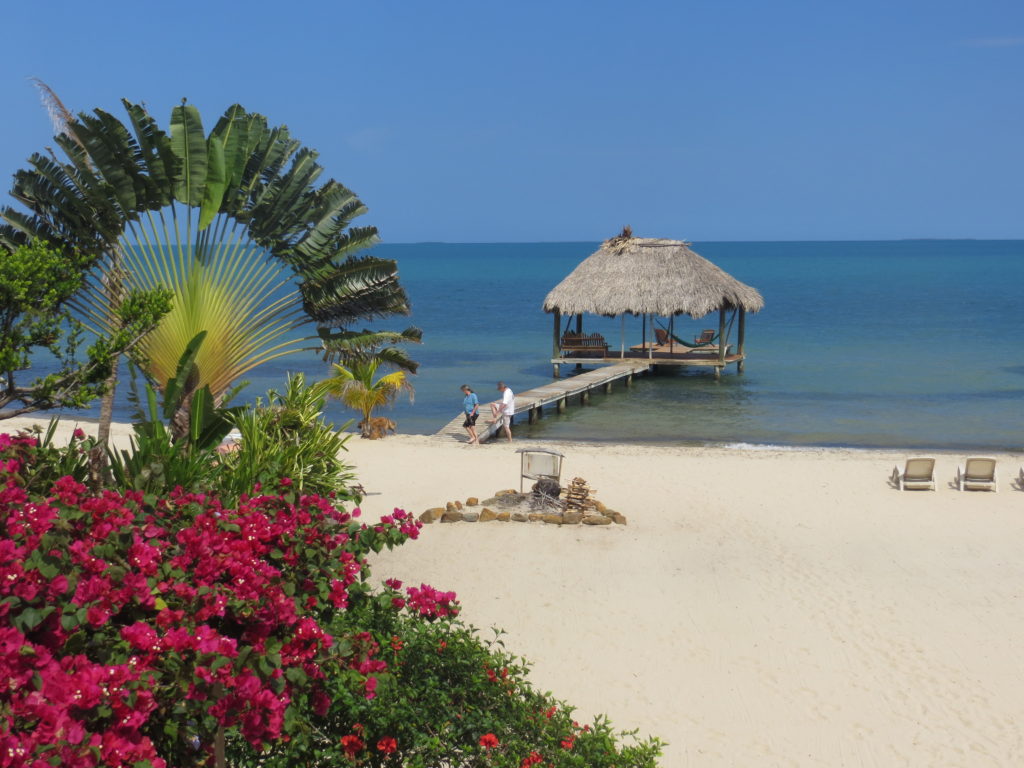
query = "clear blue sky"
(2, 0, 1021, 242)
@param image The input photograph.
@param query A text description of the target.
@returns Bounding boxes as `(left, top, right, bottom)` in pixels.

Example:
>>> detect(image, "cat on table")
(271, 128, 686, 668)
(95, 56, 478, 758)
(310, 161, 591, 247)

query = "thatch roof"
(543, 232, 765, 318)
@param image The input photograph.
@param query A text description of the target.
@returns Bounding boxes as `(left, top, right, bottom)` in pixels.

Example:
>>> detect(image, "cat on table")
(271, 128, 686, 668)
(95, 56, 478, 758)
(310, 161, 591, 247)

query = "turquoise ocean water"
(66, 240, 1024, 451)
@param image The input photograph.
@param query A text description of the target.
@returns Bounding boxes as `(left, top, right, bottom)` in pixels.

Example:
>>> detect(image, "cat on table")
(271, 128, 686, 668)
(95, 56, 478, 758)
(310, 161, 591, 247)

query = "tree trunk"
(90, 367, 119, 490)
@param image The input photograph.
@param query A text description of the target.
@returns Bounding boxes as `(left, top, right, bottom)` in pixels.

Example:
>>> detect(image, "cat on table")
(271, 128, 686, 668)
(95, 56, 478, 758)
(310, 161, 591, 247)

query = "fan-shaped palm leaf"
(1, 97, 419, 438)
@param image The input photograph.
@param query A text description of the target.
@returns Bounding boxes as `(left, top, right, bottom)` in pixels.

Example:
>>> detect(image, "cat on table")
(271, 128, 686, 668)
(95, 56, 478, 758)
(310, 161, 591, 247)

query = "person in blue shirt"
(460, 385, 480, 444)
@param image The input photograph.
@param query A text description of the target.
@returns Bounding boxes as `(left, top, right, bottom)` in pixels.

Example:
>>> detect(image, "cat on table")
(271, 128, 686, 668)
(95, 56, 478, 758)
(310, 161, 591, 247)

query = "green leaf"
(162, 720, 179, 741)
(198, 134, 226, 230)
(163, 330, 206, 422)
(15, 607, 44, 631)
(169, 103, 207, 206)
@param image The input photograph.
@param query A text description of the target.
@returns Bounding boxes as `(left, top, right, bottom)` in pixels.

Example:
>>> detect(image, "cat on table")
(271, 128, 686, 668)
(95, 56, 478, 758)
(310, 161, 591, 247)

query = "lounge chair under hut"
(543, 227, 765, 378)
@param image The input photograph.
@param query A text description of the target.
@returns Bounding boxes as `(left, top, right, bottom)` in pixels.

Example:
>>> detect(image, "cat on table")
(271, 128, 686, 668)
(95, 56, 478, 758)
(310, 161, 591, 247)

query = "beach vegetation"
(105, 345, 356, 505)
(215, 372, 360, 505)
(0, 240, 171, 421)
(107, 332, 240, 497)
(0, 431, 663, 767)
(1, 94, 419, 444)
(317, 358, 415, 438)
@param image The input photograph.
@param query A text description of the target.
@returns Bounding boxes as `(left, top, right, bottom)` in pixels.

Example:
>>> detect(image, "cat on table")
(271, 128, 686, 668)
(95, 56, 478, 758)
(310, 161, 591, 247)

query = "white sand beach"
(345, 435, 1024, 768)
(7, 417, 1024, 766)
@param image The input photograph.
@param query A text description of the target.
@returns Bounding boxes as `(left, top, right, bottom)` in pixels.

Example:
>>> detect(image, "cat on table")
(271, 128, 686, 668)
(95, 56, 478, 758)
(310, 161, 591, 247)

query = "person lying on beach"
(489, 381, 515, 442)
(460, 384, 480, 444)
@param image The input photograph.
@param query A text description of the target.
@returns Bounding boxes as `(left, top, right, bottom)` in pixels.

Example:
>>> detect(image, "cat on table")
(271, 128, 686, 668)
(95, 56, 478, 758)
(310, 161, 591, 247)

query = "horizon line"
(377, 236, 1024, 246)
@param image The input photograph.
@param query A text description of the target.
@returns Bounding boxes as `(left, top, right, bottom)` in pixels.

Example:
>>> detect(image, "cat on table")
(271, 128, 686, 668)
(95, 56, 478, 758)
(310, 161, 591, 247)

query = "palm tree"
(1, 97, 420, 441)
(316, 359, 413, 438)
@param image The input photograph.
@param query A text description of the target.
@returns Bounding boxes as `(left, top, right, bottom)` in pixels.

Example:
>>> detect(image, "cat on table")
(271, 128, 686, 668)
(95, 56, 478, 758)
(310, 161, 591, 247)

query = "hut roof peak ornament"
(605, 225, 634, 251)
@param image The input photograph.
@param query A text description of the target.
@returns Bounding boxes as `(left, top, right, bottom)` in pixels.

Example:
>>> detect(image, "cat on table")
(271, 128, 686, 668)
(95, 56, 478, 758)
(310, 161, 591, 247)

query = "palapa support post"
(552, 310, 561, 377)
(737, 309, 746, 373)
(718, 308, 727, 365)
(575, 313, 584, 368)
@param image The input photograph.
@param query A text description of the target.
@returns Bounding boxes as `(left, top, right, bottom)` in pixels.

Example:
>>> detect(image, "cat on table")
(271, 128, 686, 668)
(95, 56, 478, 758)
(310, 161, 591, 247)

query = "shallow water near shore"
(42, 239, 1024, 451)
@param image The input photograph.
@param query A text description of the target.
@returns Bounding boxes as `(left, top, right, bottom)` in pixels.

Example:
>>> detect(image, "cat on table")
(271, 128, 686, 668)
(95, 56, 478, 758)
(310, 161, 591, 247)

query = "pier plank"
(434, 362, 650, 443)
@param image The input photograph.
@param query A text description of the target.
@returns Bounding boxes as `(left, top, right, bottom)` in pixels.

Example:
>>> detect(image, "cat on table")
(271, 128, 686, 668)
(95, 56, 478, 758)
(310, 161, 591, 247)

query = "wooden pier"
(434, 361, 651, 443)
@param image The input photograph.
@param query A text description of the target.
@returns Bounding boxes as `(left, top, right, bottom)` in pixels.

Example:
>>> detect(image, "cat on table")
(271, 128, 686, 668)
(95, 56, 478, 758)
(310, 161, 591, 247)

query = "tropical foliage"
(0, 430, 663, 768)
(215, 372, 360, 505)
(106, 345, 356, 505)
(317, 359, 414, 438)
(107, 332, 240, 498)
(0, 97, 419, 438)
(0, 241, 170, 420)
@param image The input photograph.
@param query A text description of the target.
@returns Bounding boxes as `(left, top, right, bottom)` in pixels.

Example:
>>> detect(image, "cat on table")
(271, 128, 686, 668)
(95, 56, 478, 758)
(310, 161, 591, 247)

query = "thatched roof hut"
(543, 231, 764, 318)
(543, 229, 764, 377)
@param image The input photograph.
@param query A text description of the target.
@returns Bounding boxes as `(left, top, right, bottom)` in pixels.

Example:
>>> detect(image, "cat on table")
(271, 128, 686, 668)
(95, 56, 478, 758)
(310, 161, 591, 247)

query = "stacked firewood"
(563, 477, 596, 512)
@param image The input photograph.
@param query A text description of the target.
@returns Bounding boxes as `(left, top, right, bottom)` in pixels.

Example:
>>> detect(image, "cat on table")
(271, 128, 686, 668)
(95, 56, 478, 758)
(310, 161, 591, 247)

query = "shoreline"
(9, 411, 1023, 455)
(5, 418, 1024, 765)
(344, 435, 1024, 767)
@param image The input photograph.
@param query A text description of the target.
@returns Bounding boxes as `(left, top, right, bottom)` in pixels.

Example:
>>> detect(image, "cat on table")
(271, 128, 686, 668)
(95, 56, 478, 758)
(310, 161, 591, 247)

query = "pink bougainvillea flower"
(363, 676, 378, 699)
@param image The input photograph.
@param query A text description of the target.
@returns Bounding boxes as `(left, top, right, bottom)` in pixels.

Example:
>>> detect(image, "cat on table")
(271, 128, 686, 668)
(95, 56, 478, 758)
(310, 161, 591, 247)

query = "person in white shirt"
(489, 381, 515, 442)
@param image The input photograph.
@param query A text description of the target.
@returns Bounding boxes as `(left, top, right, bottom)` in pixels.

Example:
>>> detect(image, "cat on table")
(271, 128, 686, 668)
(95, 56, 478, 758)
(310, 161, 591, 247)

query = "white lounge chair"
(955, 458, 997, 492)
(891, 458, 936, 491)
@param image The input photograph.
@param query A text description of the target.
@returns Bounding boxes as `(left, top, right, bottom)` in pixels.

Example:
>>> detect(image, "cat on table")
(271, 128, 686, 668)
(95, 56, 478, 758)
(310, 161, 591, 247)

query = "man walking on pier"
(490, 381, 515, 442)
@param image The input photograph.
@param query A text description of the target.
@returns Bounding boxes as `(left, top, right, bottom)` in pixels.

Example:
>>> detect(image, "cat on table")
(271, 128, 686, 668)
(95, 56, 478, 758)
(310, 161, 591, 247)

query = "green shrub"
(216, 373, 359, 504)
(262, 611, 666, 768)
(0, 419, 95, 493)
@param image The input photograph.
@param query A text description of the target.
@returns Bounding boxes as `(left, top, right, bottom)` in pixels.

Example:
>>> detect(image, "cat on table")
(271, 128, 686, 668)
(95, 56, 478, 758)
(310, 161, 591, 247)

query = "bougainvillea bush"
(0, 431, 662, 767)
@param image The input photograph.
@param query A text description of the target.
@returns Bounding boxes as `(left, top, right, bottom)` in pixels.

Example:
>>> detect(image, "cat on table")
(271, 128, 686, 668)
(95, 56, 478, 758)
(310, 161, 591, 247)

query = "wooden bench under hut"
(543, 227, 765, 379)
(559, 332, 609, 356)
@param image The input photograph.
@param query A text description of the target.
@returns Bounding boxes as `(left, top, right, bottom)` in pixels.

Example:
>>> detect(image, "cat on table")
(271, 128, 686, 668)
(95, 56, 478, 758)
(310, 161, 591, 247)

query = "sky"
(2, 0, 1022, 242)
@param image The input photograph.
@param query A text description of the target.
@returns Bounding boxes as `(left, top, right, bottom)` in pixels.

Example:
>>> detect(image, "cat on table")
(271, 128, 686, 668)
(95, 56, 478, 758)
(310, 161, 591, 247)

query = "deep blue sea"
(53, 240, 1024, 451)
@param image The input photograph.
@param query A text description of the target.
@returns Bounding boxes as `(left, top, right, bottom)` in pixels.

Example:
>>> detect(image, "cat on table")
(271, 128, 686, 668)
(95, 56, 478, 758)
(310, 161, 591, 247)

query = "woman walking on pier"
(461, 385, 480, 444)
